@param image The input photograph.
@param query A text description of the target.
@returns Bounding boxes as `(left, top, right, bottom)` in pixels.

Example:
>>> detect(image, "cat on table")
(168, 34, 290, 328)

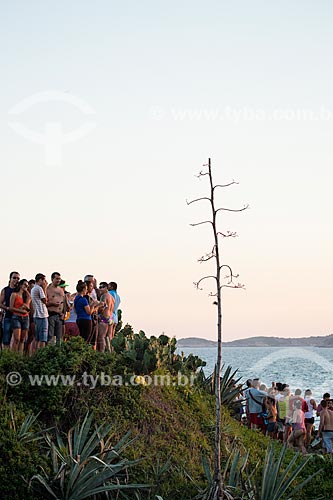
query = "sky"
(0, 1, 332, 341)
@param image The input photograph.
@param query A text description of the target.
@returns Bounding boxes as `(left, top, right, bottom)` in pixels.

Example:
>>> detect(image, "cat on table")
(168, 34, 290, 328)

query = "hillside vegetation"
(0, 328, 332, 499)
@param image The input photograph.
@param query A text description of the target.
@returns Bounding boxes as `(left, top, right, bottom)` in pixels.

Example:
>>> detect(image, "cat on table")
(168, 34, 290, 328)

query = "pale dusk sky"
(1, 1, 332, 341)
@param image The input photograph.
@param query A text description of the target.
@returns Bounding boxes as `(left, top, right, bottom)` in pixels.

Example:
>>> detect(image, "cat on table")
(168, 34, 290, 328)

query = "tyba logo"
(8, 90, 96, 166)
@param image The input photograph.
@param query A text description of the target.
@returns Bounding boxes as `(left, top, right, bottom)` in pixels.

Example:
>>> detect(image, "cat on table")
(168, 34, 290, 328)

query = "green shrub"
(0, 400, 49, 500)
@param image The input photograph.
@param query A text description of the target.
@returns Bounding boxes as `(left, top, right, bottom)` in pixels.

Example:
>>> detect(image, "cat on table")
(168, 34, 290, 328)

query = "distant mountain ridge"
(177, 334, 333, 348)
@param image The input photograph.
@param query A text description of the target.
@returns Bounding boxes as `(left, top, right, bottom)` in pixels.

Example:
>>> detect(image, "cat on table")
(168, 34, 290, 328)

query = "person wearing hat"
(60, 280, 71, 339)
(59, 280, 69, 289)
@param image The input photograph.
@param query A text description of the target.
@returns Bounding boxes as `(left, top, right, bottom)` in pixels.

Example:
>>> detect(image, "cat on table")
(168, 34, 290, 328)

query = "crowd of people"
(236, 378, 333, 456)
(0, 271, 121, 353)
(2, 270, 333, 456)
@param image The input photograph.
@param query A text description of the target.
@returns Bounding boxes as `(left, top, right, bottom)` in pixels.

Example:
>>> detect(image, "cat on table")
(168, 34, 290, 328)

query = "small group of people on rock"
(0, 271, 121, 353)
(237, 378, 333, 456)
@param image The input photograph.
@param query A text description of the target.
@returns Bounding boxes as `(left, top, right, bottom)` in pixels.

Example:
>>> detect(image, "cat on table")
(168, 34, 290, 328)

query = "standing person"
(97, 282, 112, 352)
(289, 388, 308, 414)
(247, 379, 267, 432)
(31, 273, 49, 349)
(0, 271, 20, 348)
(287, 388, 308, 443)
(59, 279, 70, 339)
(85, 280, 97, 303)
(65, 291, 80, 338)
(319, 400, 333, 454)
(304, 389, 317, 446)
(47, 272, 65, 346)
(265, 397, 278, 439)
(278, 386, 292, 443)
(9, 279, 31, 352)
(317, 393, 332, 416)
(25, 279, 36, 355)
(85, 279, 100, 346)
(60, 280, 71, 313)
(84, 275, 98, 300)
(108, 281, 120, 343)
(288, 400, 307, 455)
(243, 379, 252, 428)
(275, 383, 285, 403)
(74, 281, 99, 344)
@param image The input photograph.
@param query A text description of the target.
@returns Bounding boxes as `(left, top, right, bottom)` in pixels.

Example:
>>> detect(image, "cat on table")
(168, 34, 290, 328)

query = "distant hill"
(177, 334, 333, 348)
(177, 337, 217, 348)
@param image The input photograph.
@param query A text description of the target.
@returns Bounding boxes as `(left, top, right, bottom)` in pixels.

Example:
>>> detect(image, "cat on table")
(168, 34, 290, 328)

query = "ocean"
(177, 346, 333, 403)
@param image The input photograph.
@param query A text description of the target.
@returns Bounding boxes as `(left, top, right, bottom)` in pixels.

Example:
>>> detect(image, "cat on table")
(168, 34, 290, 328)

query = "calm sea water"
(177, 346, 333, 403)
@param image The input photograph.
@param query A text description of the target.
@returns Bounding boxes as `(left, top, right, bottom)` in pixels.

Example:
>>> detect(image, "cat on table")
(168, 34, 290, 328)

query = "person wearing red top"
(9, 279, 31, 352)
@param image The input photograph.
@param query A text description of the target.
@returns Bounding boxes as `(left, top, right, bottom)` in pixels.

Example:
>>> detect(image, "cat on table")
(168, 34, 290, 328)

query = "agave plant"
(30, 412, 148, 499)
(200, 365, 243, 408)
(189, 446, 251, 500)
(8, 404, 51, 444)
(252, 444, 322, 500)
(188, 442, 322, 500)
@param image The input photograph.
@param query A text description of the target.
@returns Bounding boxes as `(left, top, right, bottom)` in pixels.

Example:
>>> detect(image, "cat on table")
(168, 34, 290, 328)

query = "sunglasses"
(12, 277, 20, 280)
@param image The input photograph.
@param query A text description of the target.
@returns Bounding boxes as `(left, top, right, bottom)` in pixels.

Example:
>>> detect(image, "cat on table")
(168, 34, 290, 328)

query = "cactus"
(111, 326, 205, 375)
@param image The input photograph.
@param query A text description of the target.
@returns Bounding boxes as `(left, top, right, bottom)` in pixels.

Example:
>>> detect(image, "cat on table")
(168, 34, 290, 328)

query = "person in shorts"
(265, 397, 278, 438)
(288, 400, 307, 455)
(107, 281, 120, 345)
(319, 399, 333, 454)
(31, 273, 49, 349)
(304, 389, 317, 446)
(47, 272, 65, 346)
(0, 271, 20, 348)
(97, 282, 112, 352)
(247, 379, 267, 432)
(64, 289, 80, 338)
(25, 279, 36, 355)
(9, 279, 31, 352)
(277, 386, 292, 443)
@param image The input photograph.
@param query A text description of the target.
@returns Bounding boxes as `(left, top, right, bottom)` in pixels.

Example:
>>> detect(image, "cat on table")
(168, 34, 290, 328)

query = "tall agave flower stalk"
(188, 158, 248, 498)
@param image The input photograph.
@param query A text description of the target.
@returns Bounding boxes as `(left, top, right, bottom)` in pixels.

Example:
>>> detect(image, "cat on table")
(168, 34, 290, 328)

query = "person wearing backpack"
(246, 379, 267, 432)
